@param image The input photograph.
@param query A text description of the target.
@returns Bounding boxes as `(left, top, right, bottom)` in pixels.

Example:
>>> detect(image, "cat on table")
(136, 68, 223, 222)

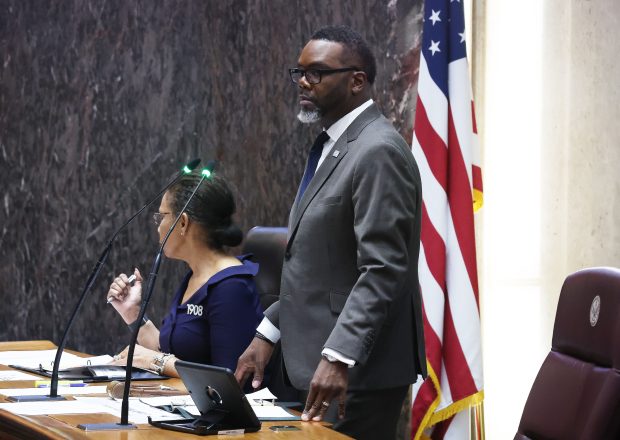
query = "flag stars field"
(429, 10, 442, 25)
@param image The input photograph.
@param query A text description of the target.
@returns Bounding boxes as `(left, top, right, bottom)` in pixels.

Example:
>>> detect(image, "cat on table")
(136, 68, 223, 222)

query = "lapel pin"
(332, 150, 340, 158)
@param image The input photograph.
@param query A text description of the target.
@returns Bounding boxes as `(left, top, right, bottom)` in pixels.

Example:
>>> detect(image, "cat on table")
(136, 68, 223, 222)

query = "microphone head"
(186, 158, 201, 171)
(204, 159, 219, 173)
(106, 381, 126, 400)
(183, 158, 201, 173)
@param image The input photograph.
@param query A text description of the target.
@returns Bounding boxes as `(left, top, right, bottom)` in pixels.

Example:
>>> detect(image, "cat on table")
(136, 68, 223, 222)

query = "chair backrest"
(241, 226, 288, 310)
(241, 226, 298, 401)
(515, 267, 620, 440)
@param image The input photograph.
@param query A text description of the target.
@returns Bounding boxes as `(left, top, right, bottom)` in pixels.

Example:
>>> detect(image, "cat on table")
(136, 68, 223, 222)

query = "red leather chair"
(514, 267, 620, 439)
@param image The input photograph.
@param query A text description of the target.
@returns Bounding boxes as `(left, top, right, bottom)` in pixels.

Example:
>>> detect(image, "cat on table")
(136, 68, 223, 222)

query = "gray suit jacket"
(265, 103, 426, 391)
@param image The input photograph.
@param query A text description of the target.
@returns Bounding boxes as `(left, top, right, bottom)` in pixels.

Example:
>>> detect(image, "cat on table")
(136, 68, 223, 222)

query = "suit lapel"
(290, 138, 349, 227)
(287, 103, 382, 246)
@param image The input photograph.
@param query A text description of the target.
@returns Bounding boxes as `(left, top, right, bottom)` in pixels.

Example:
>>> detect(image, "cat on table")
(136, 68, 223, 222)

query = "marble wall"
(0, 0, 423, 356)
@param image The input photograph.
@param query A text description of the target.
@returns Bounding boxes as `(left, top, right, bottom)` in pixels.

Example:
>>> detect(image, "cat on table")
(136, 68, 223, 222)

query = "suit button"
(284, 251, 292, 260)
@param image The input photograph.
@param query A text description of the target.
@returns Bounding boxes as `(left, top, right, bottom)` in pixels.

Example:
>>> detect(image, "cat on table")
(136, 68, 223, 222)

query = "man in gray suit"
(235, 25, 426, 439)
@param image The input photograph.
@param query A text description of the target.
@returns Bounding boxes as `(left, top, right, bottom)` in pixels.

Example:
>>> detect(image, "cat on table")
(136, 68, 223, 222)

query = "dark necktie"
(297, 131, 330, 203)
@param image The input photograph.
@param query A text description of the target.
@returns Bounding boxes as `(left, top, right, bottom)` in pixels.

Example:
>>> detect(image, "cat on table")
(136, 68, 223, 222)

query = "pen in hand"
(107, 274, 137, 304)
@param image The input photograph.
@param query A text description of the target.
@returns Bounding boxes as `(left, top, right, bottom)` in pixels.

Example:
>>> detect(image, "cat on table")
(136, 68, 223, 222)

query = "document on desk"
(251, 405, 300, 420)
(73, 397, 181, 424)
(139, 389, 300, 421)
(139, 395, 194, 407)
(0, 349, 113, 372)
(0, 397, 180, 424)
(0, 386, 108, 397)
(246, 388, 278, 402)
(0, 370, 40, 381)
(6, 350, 162, 381)
(0, 349, 86, 369)
(139, 395, 200, 417)
(246, 387, 299, 420)
(0, 400, 109, 416)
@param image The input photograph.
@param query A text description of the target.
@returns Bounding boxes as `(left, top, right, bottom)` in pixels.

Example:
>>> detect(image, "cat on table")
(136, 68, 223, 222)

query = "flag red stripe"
(472, 165, 483, 193)
(411, 304, 443, 436)
(414, 97, 448, 192)
(422, 200, 478, 395)
(431, 417, 453, 439)
(471, 100, 478, 134)
(442, 303, 478, 398)
(421, 203, 447, 293)
(421, 298, 444, 374)
(411, 379, 438, 434)
(447, 106, 480, 304)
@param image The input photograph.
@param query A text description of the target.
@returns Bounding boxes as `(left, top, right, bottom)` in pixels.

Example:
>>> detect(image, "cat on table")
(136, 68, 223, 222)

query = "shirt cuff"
(322, 348, 356, 367)
(257, 317, 280, 343)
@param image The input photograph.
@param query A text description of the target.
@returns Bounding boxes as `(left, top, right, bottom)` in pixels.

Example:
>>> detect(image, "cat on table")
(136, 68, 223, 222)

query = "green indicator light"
(182, 166, 191, 174)
(201, 169, 212, 178)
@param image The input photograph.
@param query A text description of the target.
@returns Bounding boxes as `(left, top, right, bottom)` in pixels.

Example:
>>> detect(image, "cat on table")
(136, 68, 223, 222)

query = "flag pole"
(469, 401, 486, 440)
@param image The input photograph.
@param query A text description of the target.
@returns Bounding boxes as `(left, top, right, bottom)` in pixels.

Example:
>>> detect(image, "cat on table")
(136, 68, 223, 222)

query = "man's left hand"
(302, 358, 348, 422)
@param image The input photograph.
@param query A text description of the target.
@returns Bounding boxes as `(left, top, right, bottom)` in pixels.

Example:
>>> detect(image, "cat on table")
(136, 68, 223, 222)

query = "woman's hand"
(110, 344, 159, 372)
(107, 268, 143, 323)
(110, 345, 178, 377)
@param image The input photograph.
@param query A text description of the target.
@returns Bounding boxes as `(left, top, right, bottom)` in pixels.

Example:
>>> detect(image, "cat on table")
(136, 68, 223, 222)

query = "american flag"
(410, 0, 484, 438)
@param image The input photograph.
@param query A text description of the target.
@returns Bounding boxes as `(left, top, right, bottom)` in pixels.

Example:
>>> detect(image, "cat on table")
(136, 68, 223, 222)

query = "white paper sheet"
(0, 350, 113, 371)
(252, 405, 299, 420)
(39, 355, 114, 372)
(0, 400, 109, 416)
(0, 396, 180, 424)
(73, 397, 181, 424)
(0, 386, 108, 397)
(138, 395, 200, 417)
(246, 387, 277, 401)
(138, 395, 193, 407)
(0, 350, 82, 369)
(0, 370, 40, 381)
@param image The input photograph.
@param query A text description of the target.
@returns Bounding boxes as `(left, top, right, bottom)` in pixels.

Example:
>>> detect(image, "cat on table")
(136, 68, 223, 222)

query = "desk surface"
(0, 341, 349, 439)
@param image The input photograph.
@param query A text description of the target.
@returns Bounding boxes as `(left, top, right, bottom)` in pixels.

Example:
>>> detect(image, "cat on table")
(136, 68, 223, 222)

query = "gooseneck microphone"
(116, 160, 217, 428)
(8, 159, 201, 403)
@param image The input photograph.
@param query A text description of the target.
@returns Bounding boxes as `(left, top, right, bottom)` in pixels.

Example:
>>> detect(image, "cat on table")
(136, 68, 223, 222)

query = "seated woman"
(106, 172, 262, 377)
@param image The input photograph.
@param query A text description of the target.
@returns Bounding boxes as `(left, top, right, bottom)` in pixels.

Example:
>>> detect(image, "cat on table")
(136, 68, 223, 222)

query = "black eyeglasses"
(153, 212, 171, 226)
(289, 67, 358, 85)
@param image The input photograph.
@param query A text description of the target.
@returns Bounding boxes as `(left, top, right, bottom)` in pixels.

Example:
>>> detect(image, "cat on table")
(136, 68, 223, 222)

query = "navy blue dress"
(159, 256, 263, 372)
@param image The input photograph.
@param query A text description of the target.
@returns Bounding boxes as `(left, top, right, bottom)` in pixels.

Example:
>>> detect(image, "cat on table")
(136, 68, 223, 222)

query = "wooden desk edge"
(0, 341, 351, 439)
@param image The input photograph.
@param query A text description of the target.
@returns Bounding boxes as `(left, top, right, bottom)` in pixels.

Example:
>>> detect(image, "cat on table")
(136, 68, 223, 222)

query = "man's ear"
(180, 212, 190, 233)
(351, 71, 368, 95)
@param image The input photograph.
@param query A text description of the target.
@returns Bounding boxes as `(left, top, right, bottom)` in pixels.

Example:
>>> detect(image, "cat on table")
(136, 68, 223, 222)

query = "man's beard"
(297, 107, 321, 124)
